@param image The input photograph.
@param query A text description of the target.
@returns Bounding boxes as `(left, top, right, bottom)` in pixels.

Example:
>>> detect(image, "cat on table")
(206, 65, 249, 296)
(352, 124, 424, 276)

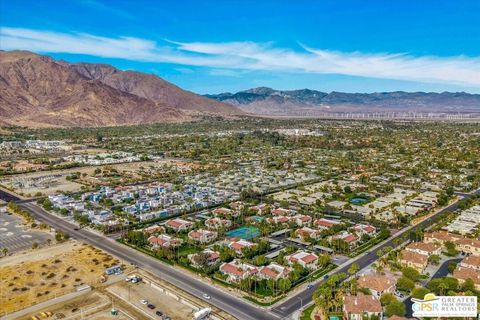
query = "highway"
(2, 187, 478, 320)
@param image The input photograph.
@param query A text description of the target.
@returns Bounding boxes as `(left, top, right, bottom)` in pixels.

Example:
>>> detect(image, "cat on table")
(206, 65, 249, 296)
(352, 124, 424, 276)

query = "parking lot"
(108, 279, 195, 320)
(0, 212, 52, 254)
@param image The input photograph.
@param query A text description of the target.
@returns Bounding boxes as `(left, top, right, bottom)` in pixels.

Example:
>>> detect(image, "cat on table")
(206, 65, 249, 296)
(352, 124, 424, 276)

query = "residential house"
(331, 231, 359, 248)
(219, 259, 258, 282)
(456, 238, 480, 256)
(147, 234, 182, 249)
(143, 225, 165, 235)
(358, 274, 396, 298)
(296, 227, 322, 241)
(188, 249, 220, 268)
(165, 218, 193, 232)
(249, 203, 270, 215)
(286, 250, 318, 270)
(205, 217, 232, 230)
(343, 293, 382, 320)
(444, 205, 480, 235)
(188, 229, 218, 244)
(229, 239, 257, 256)
(269, 216, 291, 225)
(453, 266, 480, 290)
(405, 242, 442, 256)
(213, 207, 239, 218)
(314, 218, 341, 230)
(424, 231, 463, 245)
(327, 200, 348, 210)
(258, 263, 291, 281)
(229, 201, 245, 211)
(293, 214, 312, 226)
(353, 224, 377, 236)
(399, 249, 428, 272)
(271, 208, 293, 216)
(459, 255, 480, 271)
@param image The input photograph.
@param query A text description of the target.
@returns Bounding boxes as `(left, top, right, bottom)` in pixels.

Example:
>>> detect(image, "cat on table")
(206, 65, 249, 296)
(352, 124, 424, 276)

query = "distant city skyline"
(1, 0, 480, 94)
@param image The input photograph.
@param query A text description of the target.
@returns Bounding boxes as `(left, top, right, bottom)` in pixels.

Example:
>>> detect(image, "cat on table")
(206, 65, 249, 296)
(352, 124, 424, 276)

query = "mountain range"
(206, 87, 480, 116)
(0, 50, 242, 127)
(1, 50, 479, 128)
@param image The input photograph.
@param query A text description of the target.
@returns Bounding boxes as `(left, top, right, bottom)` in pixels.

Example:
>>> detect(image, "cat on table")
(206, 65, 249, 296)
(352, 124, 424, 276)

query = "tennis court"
(226, 226, 260, 239)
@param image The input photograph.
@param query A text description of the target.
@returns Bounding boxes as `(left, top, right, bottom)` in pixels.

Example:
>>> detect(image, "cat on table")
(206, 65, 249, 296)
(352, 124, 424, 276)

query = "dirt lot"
(0, 159, 201, 197)
(0, 170, 86, 197)
(0, 241, 121, 314)
(16, 291, 141, 320)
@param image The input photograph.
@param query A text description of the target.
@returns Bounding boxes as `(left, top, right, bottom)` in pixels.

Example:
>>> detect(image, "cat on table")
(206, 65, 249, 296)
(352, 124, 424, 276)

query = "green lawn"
(243, 294, 285, 306)
(177, 243, 201, 257)
(300, 304, 315, 320)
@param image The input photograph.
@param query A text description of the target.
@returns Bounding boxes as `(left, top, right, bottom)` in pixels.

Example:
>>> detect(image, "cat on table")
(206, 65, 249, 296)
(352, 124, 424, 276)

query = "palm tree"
(438, 282, 449, 296)
(348, 263, 359, 277)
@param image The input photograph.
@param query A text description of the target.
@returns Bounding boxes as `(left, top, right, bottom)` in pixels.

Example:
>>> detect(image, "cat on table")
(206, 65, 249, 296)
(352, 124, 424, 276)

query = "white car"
(202, 294, 211, 300)
(140, 299, 148, 305)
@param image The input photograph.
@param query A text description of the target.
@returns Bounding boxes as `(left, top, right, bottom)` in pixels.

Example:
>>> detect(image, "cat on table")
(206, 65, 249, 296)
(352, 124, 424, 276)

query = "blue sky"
(1, 0, 480, 94)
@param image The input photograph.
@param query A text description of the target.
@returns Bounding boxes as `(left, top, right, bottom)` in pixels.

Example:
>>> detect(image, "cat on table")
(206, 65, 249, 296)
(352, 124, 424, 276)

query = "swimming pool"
(226, 226, 260, 239)
(350, 197, 368, 204)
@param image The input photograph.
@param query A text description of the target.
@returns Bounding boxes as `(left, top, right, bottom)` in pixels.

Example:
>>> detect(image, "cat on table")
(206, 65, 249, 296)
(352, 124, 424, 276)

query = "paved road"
(18, 202, 278, 320)
(3, 188, 479, 320)
(270, 189, 480, 318)
(0, 188, 21, 202)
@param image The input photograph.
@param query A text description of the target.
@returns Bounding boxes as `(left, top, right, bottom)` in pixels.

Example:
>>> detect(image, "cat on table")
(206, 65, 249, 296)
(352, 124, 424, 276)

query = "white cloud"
(2, 27, 480, 87)
(209, 69, 245, 77)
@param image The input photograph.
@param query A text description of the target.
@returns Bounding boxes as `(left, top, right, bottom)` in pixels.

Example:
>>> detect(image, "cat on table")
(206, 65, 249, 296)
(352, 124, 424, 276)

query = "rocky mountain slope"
(206, 87, 480, 116)
(0, 50, 242, 127)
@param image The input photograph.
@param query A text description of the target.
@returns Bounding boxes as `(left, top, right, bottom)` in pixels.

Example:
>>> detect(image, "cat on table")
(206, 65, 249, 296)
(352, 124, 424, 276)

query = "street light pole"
(298, 296, 303, 309)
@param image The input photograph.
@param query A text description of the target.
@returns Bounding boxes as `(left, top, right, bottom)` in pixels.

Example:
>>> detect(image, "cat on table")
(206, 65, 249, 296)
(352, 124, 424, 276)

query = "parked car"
(147, 304, 156, 309)
(140, 299, 148, 305)
(307, 284, 314, 289)
(131, 276, 142, 283)
(155, 310, 163, 317)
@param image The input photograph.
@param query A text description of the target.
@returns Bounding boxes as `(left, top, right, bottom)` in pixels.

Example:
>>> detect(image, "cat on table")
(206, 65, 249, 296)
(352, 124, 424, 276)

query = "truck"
(193, 308, 211, 320)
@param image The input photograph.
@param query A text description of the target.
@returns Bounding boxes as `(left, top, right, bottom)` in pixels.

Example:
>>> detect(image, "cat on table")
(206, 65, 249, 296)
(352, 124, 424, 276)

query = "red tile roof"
(301, 254, 318, 264)
(358, 274, 395, 293)
(315, 218, 340, 228)
(453, 266, 480, 286)
(260, 267, 279, 279)
(344, 293, 382, 314)
(220, 263, 245, 277)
